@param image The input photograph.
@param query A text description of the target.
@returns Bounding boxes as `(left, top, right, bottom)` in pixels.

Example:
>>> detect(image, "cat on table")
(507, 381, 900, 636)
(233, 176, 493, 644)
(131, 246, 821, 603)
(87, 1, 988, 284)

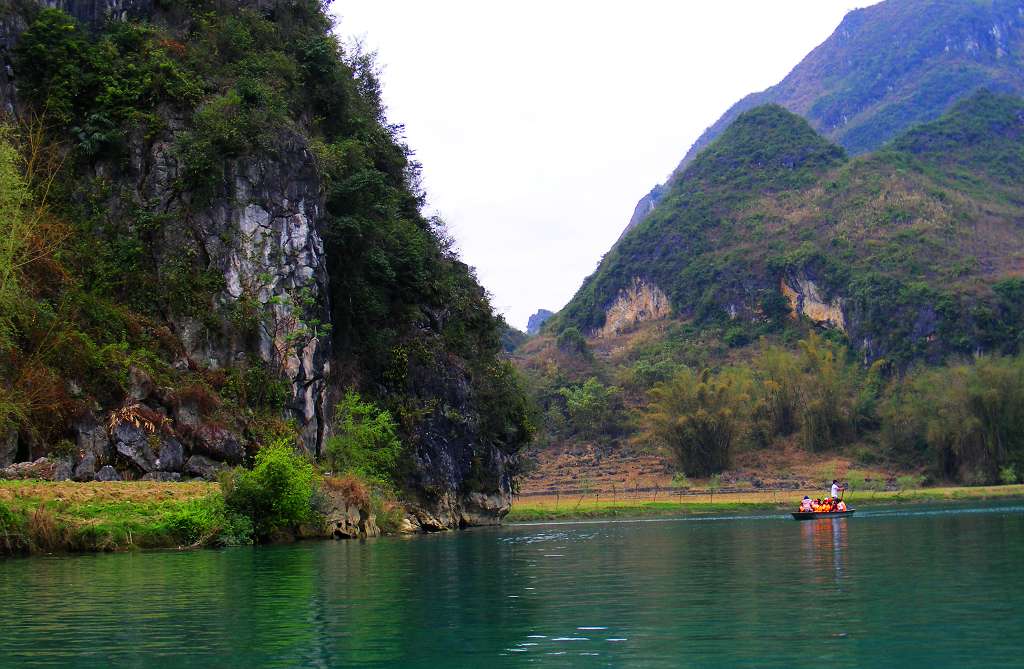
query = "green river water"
(0, 503, 1021, 667)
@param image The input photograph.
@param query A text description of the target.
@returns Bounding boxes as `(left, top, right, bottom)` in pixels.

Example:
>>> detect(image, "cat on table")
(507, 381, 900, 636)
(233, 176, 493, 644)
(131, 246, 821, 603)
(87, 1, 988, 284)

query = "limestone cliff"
(0, 0, 532, 530)
(781, 274, 845, 331)
(598, 278, 671, 338)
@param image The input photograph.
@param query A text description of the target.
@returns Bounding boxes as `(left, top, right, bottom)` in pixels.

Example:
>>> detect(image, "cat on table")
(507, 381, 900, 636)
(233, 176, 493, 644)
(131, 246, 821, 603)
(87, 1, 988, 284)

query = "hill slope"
(619, 0, 1024, 240)
(558, 91, 1024, 364)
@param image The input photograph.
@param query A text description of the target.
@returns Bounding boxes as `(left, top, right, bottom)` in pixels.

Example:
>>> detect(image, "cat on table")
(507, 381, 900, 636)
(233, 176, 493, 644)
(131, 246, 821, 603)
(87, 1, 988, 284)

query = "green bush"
(222, 440, 318, 541)
(324, 391, 403, 489)
(556, 327, 589, 356)
(558, 377, 622, 439)
(999, 465, 1018, 485)
(896, 474, 925, 491)
(164, 494, 253, 547)
(370, 493, 405, 534)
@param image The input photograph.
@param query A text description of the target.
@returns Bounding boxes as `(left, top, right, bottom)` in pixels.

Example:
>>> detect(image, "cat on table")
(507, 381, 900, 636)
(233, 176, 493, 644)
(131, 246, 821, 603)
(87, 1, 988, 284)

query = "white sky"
(328, 1, 877, 331)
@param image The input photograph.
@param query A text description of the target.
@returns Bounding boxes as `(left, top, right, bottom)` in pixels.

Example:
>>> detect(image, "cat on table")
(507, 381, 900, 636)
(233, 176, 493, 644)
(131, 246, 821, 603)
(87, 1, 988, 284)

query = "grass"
(506, 484, 1024, 522)
(0, 480, 222, 555)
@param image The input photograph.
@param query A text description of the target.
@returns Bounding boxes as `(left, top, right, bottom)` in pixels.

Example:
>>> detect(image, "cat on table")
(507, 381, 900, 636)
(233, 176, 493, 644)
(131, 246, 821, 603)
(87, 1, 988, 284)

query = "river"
(0, 503, 1021, 667)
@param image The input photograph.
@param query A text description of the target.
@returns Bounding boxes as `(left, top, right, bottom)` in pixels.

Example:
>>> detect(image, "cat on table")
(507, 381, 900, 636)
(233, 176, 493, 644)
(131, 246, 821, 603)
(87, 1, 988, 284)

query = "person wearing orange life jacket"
(800, 496, 813, 512)
(837, 500, 847, 512)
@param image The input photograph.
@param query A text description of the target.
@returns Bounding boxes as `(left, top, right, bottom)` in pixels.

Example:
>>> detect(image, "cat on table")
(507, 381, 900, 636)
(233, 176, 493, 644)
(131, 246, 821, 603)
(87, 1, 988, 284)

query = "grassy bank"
(506, 484, 1024, 522)
(0, 481, 228, 554)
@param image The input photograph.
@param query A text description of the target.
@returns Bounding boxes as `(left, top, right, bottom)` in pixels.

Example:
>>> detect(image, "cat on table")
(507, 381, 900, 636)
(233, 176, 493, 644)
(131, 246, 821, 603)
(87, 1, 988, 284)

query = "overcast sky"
(328, 1, 876, 331)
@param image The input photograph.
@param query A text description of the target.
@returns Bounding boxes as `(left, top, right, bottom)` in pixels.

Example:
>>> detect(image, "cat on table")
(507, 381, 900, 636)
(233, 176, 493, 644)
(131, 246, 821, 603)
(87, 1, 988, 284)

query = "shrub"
(370, 493, 405, 535)
(0, 501, 26, 553)
(671, 472, 691, 490)
(896, 474, 925, 490)
(222, 440, 318, 541)
(644, 367, 748, 476)
(558, 377, 622, 439)
(999, 465, 1018, 485)
(324, 390, 403, 489)
(165, 494, 253, 547)
(556, 326, 589, 356)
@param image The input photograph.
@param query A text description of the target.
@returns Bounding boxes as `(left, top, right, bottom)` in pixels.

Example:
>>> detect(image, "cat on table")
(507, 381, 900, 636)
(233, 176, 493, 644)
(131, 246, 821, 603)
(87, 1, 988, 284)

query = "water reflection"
(800, 517, 849, 588)
(0, 504, 1021, 668)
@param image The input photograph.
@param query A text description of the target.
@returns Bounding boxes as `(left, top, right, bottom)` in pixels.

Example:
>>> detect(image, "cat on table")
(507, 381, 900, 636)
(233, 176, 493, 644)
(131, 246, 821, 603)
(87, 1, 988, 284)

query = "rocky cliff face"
(526, 309, 553, 335)
(781, 274, 845, 332)
(0, 0, 530, 530)
(598, 278, 671, 338)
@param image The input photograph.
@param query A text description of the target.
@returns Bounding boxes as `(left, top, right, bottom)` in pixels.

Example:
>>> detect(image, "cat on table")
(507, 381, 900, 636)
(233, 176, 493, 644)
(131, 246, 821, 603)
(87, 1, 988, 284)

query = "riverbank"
(505, 484, 1024, 522)
(0, 480, 223, 554)
(5, 481, 1023, 555)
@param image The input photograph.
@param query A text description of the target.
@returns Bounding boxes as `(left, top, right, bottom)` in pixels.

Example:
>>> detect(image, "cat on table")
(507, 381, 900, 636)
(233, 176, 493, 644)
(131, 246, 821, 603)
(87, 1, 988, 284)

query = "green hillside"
(558, 92, 1024, 364)
(619, 0, 1024, 241)
(524, 92, 1024, 485)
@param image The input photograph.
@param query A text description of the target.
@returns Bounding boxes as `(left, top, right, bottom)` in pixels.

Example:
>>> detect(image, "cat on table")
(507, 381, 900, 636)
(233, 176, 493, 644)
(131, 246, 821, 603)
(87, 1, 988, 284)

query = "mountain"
(0, 0, 532, 528)
(527, 309, 554, 335)
(557, 91, 1024, 364)
(620, 0, 1024, 240)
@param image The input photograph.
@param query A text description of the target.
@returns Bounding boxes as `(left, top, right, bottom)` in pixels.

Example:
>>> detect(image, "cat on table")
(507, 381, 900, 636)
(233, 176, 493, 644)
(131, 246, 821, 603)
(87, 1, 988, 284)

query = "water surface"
(1, 503, 1021, 667)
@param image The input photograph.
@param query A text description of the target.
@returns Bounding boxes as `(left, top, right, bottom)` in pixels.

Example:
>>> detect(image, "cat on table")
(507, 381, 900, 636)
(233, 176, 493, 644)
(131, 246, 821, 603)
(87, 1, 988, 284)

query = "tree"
(558, 377, 621, 439)
(325, 390, 403, 489)
(797, 333, 856, 451)
(643, 368, 747, 476)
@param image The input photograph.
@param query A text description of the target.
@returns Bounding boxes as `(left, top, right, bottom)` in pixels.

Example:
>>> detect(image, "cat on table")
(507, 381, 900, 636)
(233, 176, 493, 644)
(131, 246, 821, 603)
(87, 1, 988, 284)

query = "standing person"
(830, 479, 842, 499)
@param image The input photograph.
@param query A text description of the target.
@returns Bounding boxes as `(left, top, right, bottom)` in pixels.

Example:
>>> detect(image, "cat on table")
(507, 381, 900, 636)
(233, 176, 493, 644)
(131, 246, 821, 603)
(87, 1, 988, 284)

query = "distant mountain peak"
(615, 0, 1024, 240)
(527, 309, 554, 335)
(680, 105, 846, 192)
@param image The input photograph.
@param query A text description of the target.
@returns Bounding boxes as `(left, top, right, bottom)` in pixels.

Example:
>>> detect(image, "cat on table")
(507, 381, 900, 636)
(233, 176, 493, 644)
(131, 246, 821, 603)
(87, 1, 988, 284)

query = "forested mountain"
(0, 0, 531, 528)
(619, 0, 1024, 240)
(527, 91, 1024, 484)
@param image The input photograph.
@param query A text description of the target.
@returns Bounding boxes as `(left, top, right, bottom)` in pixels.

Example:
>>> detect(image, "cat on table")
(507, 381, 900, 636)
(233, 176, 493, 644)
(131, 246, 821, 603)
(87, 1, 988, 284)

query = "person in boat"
(837, 500, 847, 512)
(800, 496, 813, 512)
(830, 479, 844, 499)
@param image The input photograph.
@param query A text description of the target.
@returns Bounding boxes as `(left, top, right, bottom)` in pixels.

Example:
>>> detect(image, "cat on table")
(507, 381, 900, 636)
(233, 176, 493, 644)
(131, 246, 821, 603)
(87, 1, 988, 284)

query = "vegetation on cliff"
(0, 0, 532, 517)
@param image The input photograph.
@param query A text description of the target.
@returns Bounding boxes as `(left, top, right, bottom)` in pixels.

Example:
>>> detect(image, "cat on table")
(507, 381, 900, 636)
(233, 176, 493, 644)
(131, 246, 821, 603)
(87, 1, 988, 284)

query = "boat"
(791, 509, 856, 520)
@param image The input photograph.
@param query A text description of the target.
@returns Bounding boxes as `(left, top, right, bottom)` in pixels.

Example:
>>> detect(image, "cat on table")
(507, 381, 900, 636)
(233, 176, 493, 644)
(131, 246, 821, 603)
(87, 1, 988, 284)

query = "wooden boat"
(791, 509, 856, 520)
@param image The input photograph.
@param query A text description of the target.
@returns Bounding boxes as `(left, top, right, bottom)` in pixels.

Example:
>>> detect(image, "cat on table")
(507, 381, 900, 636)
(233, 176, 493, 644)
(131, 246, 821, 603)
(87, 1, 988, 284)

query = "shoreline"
(504, 484, 1024, 522)
(4, 481, 1023, 556)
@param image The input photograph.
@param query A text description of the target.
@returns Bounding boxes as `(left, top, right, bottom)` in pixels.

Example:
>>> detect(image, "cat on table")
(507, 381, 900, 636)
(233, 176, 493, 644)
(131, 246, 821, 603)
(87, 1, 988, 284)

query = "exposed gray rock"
(1, 457, 70, 481)
(95, 465, 122, 482)
(113, 422, 157, 472)
(72, 451, 98, 482)
(185, 455, 227, 481)
(0, 427, 17, 468)
(141, 471, 182, 482)
(75, 416, 113, 462)
(52, 457, 73, 481)
(172, 397, 201, 430)
(319, 484, 380, 539)
(193, 425, 243, 465)
(127, 365, 154, 401)
(157, 437, 185, 472)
